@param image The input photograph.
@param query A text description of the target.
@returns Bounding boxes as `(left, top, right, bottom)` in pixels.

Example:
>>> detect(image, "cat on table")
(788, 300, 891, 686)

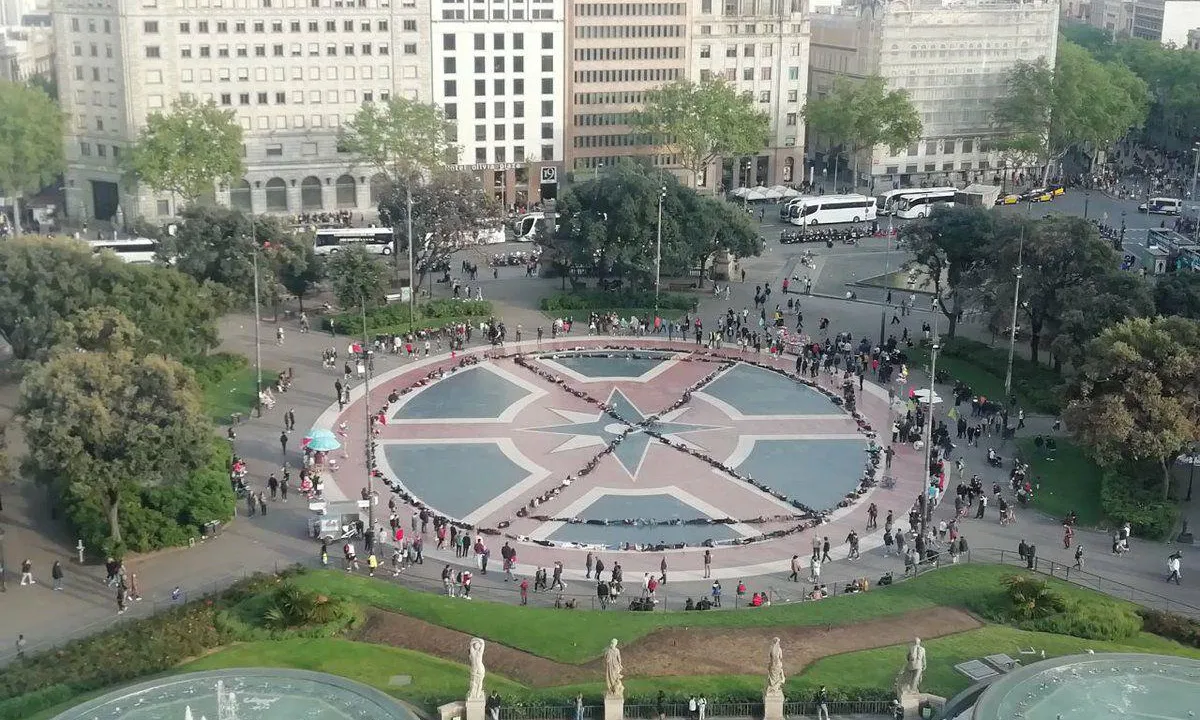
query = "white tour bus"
(1139, 197, 1182, 215)
(513, 212, 558, 241)
(313, 227, 394, 255)
(88, 237, 161, 264)
(894, 189, 957, 219)
(788, 194, 877, 226)
(877, 187, 955, 216)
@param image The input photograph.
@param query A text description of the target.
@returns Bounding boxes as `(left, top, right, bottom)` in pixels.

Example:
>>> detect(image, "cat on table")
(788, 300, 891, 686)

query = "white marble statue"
(468, 637, 487, 700)
(604, 638, 624, 697)
(765, 637, 786, 695)
(895, 638, 927, 695)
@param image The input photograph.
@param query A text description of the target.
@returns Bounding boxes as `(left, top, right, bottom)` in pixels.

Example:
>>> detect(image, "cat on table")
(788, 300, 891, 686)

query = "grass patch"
(908, 337, 1061, 414)
(289, 565, 1127, 664)
(189, 352, 267, 425)
(327, 299, 494, 337)
(802, 625, 1200, 699)
(540, 290, 697, 314)
(183, 639, 526, 707)
(1016, 437, 1105, 526)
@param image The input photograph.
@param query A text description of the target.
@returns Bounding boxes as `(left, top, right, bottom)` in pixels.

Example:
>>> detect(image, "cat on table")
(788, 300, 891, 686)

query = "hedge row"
(540, 291, 697, 313)
(327, 299, 494, 336)
(1099, 469, 1179, 541)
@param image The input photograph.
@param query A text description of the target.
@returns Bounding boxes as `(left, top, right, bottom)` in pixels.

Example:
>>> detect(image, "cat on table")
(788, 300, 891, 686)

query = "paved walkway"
(1, 246, 1198, 667)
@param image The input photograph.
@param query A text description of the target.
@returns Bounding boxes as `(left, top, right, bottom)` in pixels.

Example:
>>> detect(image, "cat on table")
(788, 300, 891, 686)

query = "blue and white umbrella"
(306, 428, 341, 452)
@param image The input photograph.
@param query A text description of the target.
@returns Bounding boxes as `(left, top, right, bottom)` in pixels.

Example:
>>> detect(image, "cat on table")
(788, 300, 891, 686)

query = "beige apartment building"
(809, 0, 1059, 189)
(690, 0, 809, 191)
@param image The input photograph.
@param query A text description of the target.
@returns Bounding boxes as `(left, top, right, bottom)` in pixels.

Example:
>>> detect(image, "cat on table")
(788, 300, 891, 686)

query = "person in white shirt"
(1167, 553, 1182, 585)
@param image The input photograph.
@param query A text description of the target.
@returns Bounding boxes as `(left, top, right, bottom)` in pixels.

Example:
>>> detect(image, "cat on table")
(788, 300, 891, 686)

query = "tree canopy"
(20, 315, 215, 550)
(340, 97, 455, 183)
(549, 162, 762, 290)
(985, 216, 1119, 365)
(804, 76, 922, 182)
(272, 234, 324, 313)
(1063, 316, 1200, 499)
(326, 244, 389, 311)
(1153, 272, 1200, 320)
(127, 96, 244, 205)
(631, 78, 769, 189)
(993, 42, 1148, 182)
(378, 170, 500, 284)
(162, 205, 289, 297)
(0, 235, 223, 360)
(900, 206, 995, 338)
(0, 81, 64, 232)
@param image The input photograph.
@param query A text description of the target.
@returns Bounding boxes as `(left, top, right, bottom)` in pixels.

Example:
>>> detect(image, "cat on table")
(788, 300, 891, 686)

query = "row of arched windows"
(227, 173, 392, 212)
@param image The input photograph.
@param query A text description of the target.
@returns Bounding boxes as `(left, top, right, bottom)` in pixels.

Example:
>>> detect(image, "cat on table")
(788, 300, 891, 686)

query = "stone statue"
(895, 638, 926, 696)
(468, 637, 486, 700)
(765, 637, 786, 695)
(604, 638, 624, 697)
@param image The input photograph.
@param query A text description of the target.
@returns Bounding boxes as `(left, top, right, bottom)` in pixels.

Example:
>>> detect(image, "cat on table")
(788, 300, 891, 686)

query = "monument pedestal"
(604, 694, 624, 720)
(465, 697, 486, 720)
(763, 690, 784, 720)
(898, 692, 920, 719)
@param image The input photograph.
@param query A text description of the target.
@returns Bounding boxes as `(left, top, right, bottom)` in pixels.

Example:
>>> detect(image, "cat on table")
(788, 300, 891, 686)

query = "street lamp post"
(405, 186, 416, 315)
(878, 215, 894, 348)
(360, 298, 375, 535)
(1003, 228, 1025, 406)
(922, 341, 940, 530)
(654, 185, 666, 317)
(1083, 190, 1090, 220)
(1187, 445, 1197, 503)
(250, 240, 264, 418)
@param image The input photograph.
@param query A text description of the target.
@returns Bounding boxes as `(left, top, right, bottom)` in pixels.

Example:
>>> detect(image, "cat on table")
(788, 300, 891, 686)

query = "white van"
(1139, 197, 1182, 215)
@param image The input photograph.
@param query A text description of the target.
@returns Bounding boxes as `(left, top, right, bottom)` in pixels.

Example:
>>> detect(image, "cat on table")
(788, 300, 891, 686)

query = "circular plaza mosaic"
(355, 342, 892, 557)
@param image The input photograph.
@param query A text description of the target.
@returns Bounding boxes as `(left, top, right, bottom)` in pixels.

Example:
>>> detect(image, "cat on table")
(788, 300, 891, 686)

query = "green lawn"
(907, 345, 1020, 411)
(1016, 437, 1106, 527)
(200, 364, 263, 425)
(906, 341, 1060, 415)
(289, 565, 1126, 665)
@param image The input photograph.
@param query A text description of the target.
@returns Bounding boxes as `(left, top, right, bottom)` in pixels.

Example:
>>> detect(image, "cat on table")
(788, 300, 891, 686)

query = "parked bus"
(313, 227, 394, 255)
(780, 195, 818, 221)
(88, 237, 161, 264)
(513, 212, 558, 242)
(788, 194, 877, 226)
(894, 189, 957, 219)
(876, 187, 955, 216)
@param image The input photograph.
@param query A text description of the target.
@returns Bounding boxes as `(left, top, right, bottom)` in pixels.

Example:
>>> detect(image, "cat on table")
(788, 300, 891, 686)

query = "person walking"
(1073, 544, 1085, 570)
(284, 408, 296, 431)
(51, 560, 64, 591)
(19, 559, 35, 586)
(789, 554, 801, 582)
(1167, 552, 1183, 585)
(815, 686, 830, 720)
(703, 549, 712, 578)
(279, 431, 289, 456)
(821, 537, 831, 563)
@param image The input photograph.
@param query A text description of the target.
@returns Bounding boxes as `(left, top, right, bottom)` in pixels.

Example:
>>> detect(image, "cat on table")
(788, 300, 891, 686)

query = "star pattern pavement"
(529, 388, 718, 479)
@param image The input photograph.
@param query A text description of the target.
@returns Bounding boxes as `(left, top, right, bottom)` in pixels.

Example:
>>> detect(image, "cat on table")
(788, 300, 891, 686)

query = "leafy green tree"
(163, 205, 288, 297)
(271, 234, 324, 313)
(127, 96, 244, 207)
(325, 245, 388, 310)
(1063, 316, 1200, 498)
(551, 162, 763, 290)
(631, 78, 769, 189)
(679, 192, 762, 286)
(0, 81, 64, 235)
(19, 315, 213, 547)
(1049, 271, 1153, 370)
(0, 236, 223, 360)
(994, 43, 1149, 184)
(1153, 271, 1200, 319)
(804, 76, 922, 185)
(899, 206, 996, 338)
(987, 216, 1119, 365)
(378, 170, 500, 286)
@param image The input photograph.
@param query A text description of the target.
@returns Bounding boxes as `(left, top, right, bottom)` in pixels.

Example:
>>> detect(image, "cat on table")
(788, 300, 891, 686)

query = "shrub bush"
(1020, 597, 1142, 642)
(328, 300, 493, 336)
(540, 291, 696, 313)
(1139, 609, 1200, 648)
(1003, 575, 1065, 620)
(1099, 469, 1179, 540)
(0, 684, 77, 720)
(187, 352, 249, 391)
(936, 337, 1062, 413)
(214, 583, 360, 641)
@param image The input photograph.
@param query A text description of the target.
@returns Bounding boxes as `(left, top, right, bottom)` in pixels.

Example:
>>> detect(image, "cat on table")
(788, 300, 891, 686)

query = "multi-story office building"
(54, 0, 431, 222)
(0, 26, 54, 82)
(1062, 0, 1135, 37)
(430, 0, 565, 209)
(809, 0, 1059, 189)
(690, 0, 809, 191)
(564, 0, 690, 175)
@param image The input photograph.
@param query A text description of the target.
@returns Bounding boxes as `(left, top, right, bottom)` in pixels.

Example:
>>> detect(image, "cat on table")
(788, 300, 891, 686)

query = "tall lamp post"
(1083, 189, 1091, 220)
(1003, 226, 1025, 406)
(360, 296, 375, 535)
(250, 233, 264, 418)
(878, 214, 895, 347)
(654, 185, 666, 317)
(922, 340, 940, 533)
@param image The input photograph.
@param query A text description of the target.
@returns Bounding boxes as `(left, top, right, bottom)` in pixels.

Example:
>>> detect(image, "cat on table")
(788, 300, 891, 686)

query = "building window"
(700, 45, 711, 58)
(743, 68, 753, 80)
(541, 122, 553, 139)
(80, 141, 91, 156)
(475, 125, 486, 141)
(444, 57, 456, 73)
(786, 113, 797, 126)
(514, 101, 524, 118)
(266, 143, 283, 156)
(541, 32, 553, 49)
(239, 93, 250, 105)
(494, 57, 505, 73)
(541, 100, 553, 117)
(444, 80, 457, 97)
(474, 33, 485, 50)
(514, 56, 524, 72)
(475, 148, 487, 164)
(474, 80, 485, 96)
(145, 46, 161, 58)
(541, 78, 553, 94)
(514, 125, 524, 140)
(541, 55, 553, 72)
(276, 92, 286, 104)
(494, 33, 505, 50)
(144, 21, 159, 33)
(726, 46, 737, 58)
